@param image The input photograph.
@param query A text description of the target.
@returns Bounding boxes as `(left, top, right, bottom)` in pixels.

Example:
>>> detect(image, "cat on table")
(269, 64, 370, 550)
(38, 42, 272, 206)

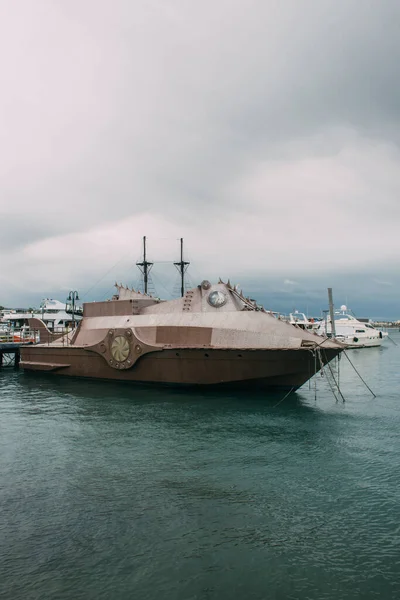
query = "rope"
(80, 256, 128, 299)
(343, 350, 376, 398)
(322, 349, 346, 403)
(317, 348, 340, 403)
(273, 387, 295, 408)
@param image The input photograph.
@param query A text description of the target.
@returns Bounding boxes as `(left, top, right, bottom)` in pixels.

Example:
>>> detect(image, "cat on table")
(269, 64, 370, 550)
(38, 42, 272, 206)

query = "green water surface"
(1, 334, 400, 599)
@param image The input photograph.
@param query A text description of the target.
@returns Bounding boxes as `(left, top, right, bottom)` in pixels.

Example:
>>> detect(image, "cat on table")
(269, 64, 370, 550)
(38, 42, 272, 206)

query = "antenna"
(174, 238, 190, 297)
(136, 236, 153, 294)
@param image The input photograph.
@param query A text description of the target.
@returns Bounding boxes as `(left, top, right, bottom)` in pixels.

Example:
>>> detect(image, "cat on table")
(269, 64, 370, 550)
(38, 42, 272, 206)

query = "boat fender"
(353, 337, 358, 343)
(379, 331, 383, 339)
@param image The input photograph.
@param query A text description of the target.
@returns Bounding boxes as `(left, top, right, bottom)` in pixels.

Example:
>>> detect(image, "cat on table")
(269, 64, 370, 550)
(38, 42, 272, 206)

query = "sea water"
(1, 333, 400, 599)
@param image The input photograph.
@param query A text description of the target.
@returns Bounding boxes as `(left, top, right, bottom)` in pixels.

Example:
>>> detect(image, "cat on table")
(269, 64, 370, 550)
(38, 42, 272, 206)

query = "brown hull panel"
(20, 346, 339, 390)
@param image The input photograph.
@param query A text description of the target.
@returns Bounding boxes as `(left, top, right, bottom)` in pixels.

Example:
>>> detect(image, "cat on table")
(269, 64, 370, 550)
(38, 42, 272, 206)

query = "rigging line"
(322, 349, 346, 402)
(183, 259, 201, 280)
(342, 350, 376, 398)
(80, 256, 128, 299)
(146, 260, 174, 264)
(141, 237, 180, 241)
(272, 387, 295, 408)
(386, 334, 398, 346)
(101, 284, 118, 301)
(150, 272, 174, 298)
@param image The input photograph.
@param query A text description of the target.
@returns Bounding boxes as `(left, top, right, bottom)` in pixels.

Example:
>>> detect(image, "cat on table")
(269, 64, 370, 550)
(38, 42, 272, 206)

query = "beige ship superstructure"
(20, 280, 342, 390)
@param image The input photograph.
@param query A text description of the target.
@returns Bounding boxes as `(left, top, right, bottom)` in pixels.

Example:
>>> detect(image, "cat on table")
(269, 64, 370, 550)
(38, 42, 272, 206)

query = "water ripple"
(1, 337, 400, 599)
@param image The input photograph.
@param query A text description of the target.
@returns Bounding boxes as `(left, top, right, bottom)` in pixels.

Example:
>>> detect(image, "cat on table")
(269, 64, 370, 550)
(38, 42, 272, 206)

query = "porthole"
(207, 290, 227, 308)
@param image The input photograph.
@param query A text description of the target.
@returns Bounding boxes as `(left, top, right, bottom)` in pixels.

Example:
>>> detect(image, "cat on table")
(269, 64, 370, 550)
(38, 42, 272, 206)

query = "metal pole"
(67, 291, 79, 329)
(136, 236, 153, 295)
(143, 236, 148, 294)
(328, 288, 336, 339)
(180, 238, 184, 297)
(173, 237, 190, 297)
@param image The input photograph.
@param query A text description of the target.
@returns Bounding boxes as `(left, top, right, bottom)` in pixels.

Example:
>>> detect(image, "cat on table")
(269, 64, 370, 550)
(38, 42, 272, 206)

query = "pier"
(0, 330, 37, 367)
(0, 342, 22, 367)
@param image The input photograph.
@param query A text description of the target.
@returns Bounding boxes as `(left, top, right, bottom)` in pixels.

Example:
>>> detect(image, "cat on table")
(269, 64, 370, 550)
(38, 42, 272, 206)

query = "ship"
(20, 279, 343, 391)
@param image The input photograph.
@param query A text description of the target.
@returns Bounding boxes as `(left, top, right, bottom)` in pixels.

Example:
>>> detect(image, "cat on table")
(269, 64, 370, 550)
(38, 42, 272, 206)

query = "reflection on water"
(1, 336, 400, 599)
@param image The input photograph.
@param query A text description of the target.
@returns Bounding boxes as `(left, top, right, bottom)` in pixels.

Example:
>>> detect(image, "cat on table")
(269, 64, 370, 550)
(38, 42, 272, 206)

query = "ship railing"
(0, 326, 77, 346)
(0, 328, 40, 344)
(54, 327, 75, 347)
(43, 325, 79, 346)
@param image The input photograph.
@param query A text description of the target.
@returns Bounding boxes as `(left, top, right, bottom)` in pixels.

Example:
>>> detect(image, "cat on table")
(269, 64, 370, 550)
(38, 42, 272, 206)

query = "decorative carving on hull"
(88, 328, 159, 370)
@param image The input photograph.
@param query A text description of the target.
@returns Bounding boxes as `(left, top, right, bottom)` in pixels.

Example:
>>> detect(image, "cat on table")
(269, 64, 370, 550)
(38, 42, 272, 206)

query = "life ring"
(353, 337, 359, 343)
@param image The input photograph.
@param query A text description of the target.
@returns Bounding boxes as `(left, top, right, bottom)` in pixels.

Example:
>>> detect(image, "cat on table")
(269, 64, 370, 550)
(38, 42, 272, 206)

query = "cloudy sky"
(1, 0, 400, 318)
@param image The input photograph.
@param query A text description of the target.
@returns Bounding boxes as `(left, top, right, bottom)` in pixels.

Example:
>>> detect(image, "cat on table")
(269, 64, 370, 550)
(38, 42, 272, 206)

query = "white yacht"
(316, 305, 387, 348)
(289, 311, 319, 331)
(0, 321, 9, 337)
(2, 298, 82, 333)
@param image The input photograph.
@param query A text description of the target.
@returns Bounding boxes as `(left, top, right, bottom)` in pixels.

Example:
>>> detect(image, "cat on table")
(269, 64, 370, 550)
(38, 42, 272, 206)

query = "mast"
(328, 287, 336, 339)
(136, 236, 153, 294)
(174, 237, 190, 297)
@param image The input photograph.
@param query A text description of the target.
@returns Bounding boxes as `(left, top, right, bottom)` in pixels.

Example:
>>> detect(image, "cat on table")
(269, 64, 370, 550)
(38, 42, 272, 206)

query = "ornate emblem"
(207, 290, 227, 308)
(110, 335, 130, 362)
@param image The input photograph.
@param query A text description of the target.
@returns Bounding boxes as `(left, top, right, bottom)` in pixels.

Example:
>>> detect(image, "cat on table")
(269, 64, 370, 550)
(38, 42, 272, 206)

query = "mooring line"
(322, 349, 346, 403)
(317, 348, 340, 403)
(343, 350, 376, 398)
(273, 387, 295, 408)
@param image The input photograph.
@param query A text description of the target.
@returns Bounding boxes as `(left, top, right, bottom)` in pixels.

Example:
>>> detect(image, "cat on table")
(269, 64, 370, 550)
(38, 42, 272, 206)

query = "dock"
(0, 342, 23, 367)
(0, 330, 38, 367)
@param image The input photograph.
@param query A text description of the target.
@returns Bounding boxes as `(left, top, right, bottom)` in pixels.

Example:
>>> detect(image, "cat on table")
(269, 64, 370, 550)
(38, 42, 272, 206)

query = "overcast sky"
(1, 0, 400, 317)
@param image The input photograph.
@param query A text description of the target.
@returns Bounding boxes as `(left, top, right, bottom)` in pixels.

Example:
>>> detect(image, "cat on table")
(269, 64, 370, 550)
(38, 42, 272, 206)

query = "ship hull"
(20, 345, 340, 391)
(336, 336, 384, 349)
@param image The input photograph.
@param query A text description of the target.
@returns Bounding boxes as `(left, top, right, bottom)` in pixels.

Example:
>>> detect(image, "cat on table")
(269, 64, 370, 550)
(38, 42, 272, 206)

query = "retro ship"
(20, 279, 343, 391)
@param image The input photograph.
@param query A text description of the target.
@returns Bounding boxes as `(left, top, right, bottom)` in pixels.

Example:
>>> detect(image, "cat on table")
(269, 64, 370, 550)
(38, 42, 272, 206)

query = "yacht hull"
(337, 336, 384, 348)
(20, 345, 340, 391)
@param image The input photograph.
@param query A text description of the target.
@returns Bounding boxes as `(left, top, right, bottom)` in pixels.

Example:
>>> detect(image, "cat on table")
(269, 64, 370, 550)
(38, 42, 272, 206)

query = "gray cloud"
(1, 0, 400, 310)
